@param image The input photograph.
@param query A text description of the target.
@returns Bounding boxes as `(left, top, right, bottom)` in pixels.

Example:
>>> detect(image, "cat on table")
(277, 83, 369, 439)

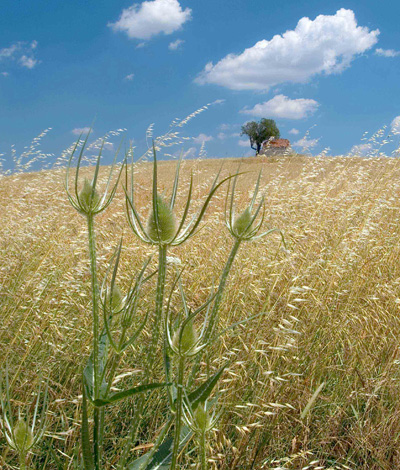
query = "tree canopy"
(241, 119, 280, 154)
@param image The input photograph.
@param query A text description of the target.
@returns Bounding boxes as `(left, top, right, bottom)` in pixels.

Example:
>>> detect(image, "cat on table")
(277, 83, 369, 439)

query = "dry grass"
(2, 154, 400, 469)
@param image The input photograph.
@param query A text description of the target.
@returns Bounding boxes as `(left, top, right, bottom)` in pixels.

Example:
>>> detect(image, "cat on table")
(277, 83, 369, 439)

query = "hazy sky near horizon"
(1, 0, 400, 163)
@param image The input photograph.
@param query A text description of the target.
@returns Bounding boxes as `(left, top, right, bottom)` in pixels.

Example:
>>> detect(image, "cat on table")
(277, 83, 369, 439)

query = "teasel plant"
(65, 133, 168, 470)
(115, 147, 235, 467)
(164, 276, 226, 470)
(189, 169, 285, 386)
(0, 368, 48, 470)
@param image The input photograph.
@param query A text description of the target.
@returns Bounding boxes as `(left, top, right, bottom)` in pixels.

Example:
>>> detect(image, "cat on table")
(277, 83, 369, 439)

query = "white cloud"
(242, 94, 319, 119)
(168, 38, 184, 50)
(218, 131, 240, 140)
(0, 41, 39, 69)
(0, 72, 9, 77)
(375, 48, 400, 58)
(391, 116, 400, 134)
(293, 137, 319, 148)
(125, 73, 135, 81)
(210, 98, 225, 105)
(196, 9, 379, 90)
(72, 127, 92, 135)
(109, 0, 192, 40)
(192, 133, 213, 144)
(238, 139, 249, 147)
(350, 143, 372, 155)
(183, 147, 197, 158)
(289, 128, 300, 135)
(19, 55, 38, 69)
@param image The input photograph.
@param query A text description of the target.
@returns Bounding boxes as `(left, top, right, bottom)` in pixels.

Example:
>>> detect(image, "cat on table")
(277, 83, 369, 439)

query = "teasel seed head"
(233, 207, 252, 237)
(172, 319, 198, 355)
(13, 419, 34, 452)
(146, 194, 177, 243)
(78, 178, 100, 213)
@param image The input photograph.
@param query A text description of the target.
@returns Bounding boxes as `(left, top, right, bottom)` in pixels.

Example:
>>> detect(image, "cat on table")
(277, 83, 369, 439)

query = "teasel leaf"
(187, 364, 226, 410)
(92, 383, 170, 407)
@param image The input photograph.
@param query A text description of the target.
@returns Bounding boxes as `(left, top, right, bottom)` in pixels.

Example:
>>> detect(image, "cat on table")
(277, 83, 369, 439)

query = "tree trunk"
(256, 143, 261, 154)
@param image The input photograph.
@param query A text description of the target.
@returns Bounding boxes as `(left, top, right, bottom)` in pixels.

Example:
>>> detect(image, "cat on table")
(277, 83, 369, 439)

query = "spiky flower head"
(105, 285, 124, 314)
(13, 419, 33, 452)
(233, 207, 253, 238)
(146, 195, 177, 243)
(78, 178, 100, 213)
(172, 319, 198, 355)
(193, 401, 210, 432)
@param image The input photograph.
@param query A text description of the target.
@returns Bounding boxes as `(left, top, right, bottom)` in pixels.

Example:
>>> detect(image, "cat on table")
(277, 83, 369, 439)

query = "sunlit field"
(2, 154, 400, 469)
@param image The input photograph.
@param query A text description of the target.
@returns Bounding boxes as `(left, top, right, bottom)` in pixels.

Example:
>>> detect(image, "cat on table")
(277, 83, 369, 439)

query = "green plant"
(62, 133, 285, 469)
(0, 369, 48, 470)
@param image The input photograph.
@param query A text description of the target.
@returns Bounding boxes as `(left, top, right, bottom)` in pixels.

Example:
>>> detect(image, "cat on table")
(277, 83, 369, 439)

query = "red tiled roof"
(263, 138, 290, 148)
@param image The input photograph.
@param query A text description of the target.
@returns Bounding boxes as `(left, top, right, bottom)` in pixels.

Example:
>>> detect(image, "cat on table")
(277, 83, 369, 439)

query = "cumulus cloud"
(391, 116, 400, 134)
(196, 9, 379, 90)
(0, 41, 39, 69)
(375, 48, 400, 57)
(168, 38, 184, 50)
(238, 139, 249, 147)
(19, 55, 38, 69)
(350, 143, 372, 156)
(125, 73, 135, 81)
(293, 137, 319, 149)
(183, 147, 197, 158)
(289, 128, 300, 135)
(192, 133, 213, 144)
(72, 127, 92, 135)
(109, 0, 192, 40)
(242, 95, 319, 119)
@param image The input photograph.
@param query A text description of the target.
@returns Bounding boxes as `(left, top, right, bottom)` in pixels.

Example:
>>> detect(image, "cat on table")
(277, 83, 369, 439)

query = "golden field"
(2, 154, 400, 469)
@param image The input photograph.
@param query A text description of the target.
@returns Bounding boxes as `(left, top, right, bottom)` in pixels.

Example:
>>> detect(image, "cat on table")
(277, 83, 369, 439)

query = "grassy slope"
(1, 155, 400, 469)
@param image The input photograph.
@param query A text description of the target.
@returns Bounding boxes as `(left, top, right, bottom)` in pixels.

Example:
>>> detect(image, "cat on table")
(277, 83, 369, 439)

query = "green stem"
(189, 239, 241, 386)
(171, 356, 185, 470)
(117, 244, 168, 469)
(19, 452, 27, 470)
(147, 245, 167, 368)
(199, 432, 207, 470)
(87, 214, 102, 469)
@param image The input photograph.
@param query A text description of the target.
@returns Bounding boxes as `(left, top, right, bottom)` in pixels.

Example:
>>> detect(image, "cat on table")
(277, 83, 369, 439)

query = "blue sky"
(1, 0, 400, 165)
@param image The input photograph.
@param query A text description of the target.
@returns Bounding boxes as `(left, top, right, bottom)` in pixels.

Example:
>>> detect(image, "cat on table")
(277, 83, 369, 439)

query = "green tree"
(241, 119, 280, 154)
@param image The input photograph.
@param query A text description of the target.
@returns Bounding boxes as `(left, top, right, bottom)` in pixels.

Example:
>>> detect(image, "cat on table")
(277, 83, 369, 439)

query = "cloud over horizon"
(196, 9, 379, 90)
(242, 94, 319, 119)
(109, 0, 192, 41)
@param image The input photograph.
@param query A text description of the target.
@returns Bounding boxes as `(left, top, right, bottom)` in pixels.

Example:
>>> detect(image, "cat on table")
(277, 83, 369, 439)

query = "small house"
(260, 138, 292, 156)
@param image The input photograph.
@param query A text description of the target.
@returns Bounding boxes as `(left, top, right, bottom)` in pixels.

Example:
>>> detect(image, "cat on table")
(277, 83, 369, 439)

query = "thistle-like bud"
(105, 285, 124, 314)
(172, 319, 198, 355)
(233, 207, 252, 237)
(146, 195, 176, 243)
(193, 401, 210, 432)
(78, 178, 100, 213)
(13, 419, 34, 452)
